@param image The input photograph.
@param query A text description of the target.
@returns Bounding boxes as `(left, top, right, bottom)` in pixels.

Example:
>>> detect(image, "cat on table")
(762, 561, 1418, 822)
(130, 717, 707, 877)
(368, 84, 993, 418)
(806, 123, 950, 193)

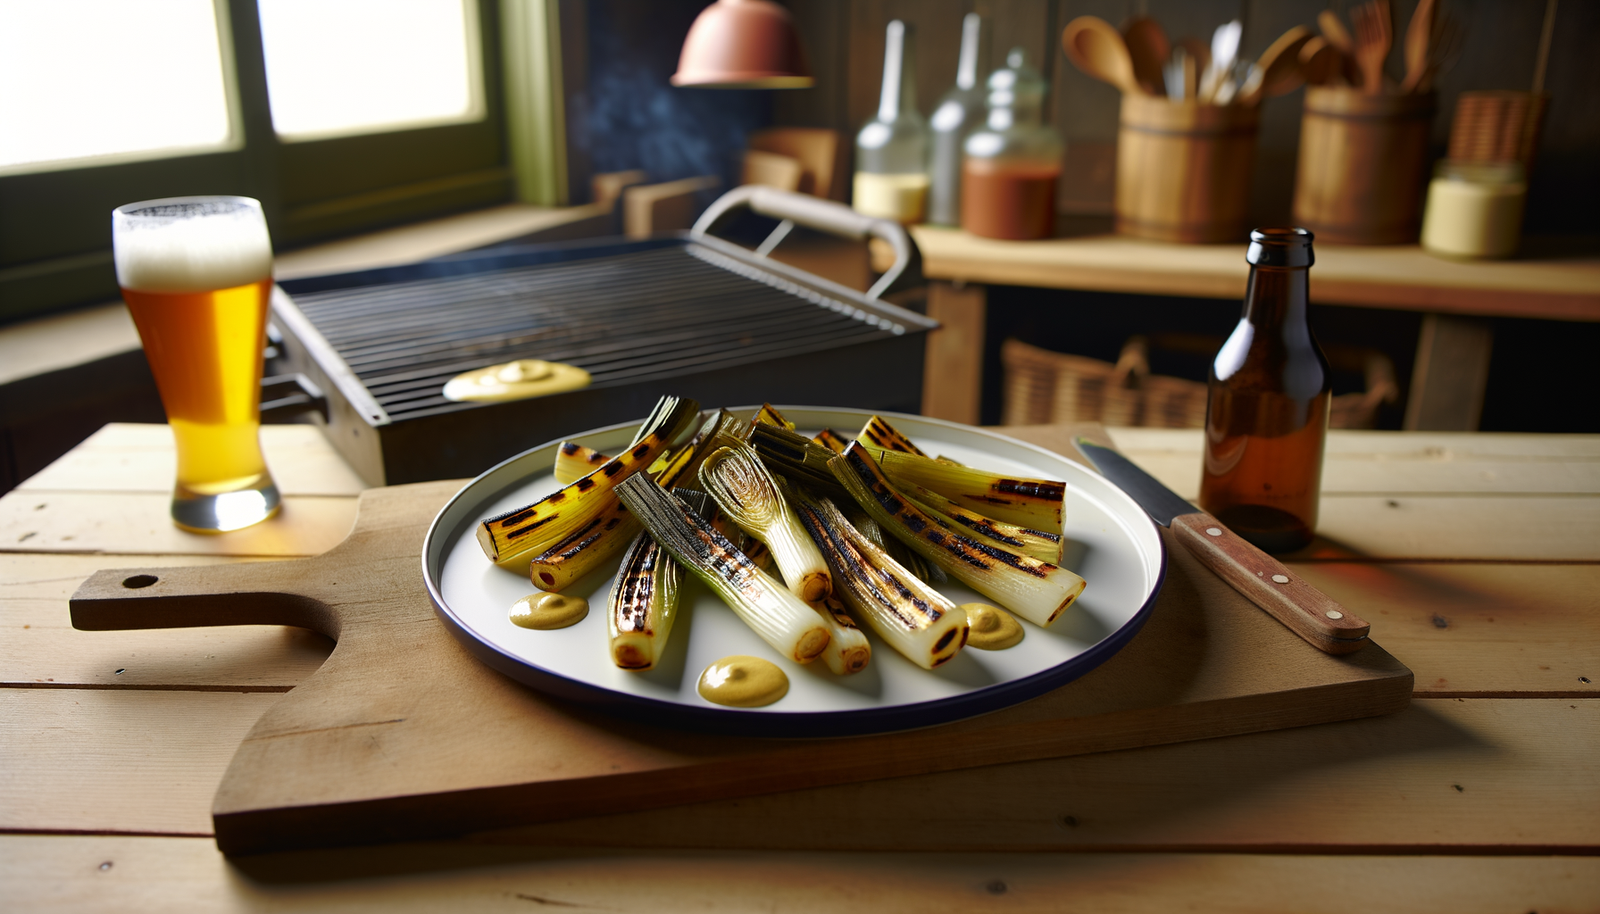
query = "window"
(0, 0, 565, 324)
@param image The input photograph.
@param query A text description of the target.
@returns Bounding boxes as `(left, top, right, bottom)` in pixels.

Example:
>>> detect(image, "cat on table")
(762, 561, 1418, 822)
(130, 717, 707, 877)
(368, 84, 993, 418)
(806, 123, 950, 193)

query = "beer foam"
(114, 198, 274, 293)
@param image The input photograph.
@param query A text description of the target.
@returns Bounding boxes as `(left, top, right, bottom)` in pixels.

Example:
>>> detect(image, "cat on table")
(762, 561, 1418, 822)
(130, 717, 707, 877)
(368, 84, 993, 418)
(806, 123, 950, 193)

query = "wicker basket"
(1001, 337, 1398, 429)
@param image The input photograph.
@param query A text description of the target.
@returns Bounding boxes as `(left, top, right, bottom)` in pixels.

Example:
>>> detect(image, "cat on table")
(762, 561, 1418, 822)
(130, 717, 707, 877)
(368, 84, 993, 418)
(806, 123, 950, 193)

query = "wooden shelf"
(905, 226, 1600, 322)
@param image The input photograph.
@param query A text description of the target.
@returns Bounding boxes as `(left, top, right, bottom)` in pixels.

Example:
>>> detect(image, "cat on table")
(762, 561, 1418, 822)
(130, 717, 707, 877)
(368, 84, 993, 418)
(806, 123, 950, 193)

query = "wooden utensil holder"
(1294, 87, 1437, 245)
(1115, 95, 1259, 244)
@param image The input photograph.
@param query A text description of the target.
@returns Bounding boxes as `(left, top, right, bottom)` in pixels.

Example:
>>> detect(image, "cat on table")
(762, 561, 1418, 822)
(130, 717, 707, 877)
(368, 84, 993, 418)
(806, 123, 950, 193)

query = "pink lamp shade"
(672, 0, 814, 89)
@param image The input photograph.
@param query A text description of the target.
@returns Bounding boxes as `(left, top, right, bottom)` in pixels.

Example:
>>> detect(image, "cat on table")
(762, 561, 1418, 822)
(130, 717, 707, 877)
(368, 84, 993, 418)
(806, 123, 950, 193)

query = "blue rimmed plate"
(423, 407, 1166, 738)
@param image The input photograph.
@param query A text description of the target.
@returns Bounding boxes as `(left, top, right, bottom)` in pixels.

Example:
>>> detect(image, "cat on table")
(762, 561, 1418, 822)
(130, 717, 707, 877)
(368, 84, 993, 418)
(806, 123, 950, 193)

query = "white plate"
(423, 407, 1167, 737)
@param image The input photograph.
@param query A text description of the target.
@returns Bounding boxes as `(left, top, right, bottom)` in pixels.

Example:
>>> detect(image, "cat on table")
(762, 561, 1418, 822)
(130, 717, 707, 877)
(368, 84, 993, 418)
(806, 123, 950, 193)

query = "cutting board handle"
(70, 557, 341, 639)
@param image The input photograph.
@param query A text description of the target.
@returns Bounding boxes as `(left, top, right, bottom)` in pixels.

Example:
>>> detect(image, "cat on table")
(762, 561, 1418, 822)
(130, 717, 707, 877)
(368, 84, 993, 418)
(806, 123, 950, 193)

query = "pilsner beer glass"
(112, 196, 281, 532)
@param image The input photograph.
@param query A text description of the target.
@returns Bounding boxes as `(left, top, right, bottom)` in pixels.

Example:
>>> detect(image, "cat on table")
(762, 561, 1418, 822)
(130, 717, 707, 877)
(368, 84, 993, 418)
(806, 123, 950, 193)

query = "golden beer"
(113, 197, 280, 532)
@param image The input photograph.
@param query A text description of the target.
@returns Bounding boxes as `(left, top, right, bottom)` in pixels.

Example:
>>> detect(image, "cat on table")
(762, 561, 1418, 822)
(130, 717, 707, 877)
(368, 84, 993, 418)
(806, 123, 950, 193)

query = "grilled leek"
(699, 440, 831, 602)
(858, 414, 928, 457)
(753, 402, 796, 431)
(607, 489, 712, 670)
(791, 489, 968, 670)
(813, 428, 850, 454)
(812, 595, 871, 675)
(831, 443, 1085, 628)
(748, 422, 851, 497)
(901, 481, 1063, 563)
(615, 474, 830, 665)
(477, 395, 699, 568)
(858, 444, 1066, 533)
(554, 441, 611, 484)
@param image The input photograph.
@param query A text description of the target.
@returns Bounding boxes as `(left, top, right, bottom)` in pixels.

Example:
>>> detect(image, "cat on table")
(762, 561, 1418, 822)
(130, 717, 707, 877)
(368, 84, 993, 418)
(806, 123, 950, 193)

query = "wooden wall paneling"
(845, 1, 972, 139)
(772, 0, 853, 133)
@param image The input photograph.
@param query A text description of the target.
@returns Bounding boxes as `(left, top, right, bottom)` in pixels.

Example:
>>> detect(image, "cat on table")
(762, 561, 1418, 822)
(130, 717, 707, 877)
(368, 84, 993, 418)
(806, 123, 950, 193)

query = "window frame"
(0, 0, 565, 325)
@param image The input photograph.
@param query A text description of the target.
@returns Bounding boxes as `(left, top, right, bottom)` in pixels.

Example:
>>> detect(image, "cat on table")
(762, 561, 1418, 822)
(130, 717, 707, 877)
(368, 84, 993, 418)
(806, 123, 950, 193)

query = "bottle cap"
(1247, 227, 1315, 268)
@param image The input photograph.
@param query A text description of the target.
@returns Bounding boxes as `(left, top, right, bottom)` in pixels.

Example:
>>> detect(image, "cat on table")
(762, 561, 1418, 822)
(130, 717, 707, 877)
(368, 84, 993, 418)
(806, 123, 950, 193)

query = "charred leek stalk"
(831, 443, 1086, 628)
(606, 489, 713, 670)
(858, 444, 1066, 533)
(858, 415, 928, 457)
(554, 442, 611, 484)
(901, 482, 1063, 563)
(844, 504, 943, 585)
(791, 489, 968, 669)
(748, 422, 851, 498)
(753, 402, 796, 430)
(478, 395, 699, 568)
(812, 596, 871, 674)
(813, 428, 850, 454)
(699, 440, 831, 602)
(615, 474, 830, 665)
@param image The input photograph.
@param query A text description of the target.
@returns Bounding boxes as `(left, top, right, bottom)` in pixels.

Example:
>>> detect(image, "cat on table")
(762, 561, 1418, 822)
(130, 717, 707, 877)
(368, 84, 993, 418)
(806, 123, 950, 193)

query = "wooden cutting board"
(70, 478, 1412, 856)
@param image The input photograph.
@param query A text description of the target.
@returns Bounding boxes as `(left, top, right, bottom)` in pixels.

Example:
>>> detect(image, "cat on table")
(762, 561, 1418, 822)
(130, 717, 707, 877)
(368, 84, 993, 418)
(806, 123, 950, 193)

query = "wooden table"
(4, 423, 1597, 910)
(904, 226, 1600, 432)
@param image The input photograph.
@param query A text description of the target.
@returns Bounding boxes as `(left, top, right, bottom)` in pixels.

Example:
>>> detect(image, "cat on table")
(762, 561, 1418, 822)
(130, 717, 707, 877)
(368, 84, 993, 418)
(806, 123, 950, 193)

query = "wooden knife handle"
(1170, 512, 1370, 654)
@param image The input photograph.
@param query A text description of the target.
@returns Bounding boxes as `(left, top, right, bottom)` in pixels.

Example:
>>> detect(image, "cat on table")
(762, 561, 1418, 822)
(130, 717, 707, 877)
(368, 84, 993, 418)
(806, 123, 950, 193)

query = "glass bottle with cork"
(960, 47, 1062, 240)
(1199, 228, 1331, 554)
(853, 20, 930, 224)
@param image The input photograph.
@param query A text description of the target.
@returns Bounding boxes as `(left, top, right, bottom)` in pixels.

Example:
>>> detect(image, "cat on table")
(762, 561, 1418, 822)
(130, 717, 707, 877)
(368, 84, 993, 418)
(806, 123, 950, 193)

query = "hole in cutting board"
(122, 575, 158, 589)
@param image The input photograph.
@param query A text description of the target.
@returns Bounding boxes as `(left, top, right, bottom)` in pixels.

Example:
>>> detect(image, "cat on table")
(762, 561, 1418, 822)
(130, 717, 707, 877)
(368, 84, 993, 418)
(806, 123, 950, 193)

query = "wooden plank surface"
(0, 491, 358, 557)
(3, 421, 1596, 906)
(906, 226, 1600, 321)
(6, 836, 1598, 914)
(1006, 426, 1600, 562)
(59, 481, 1413, 855)
(1, 554, 330, 691)
(9, 556, 1596, 698)
(15, 424, 369, 496)
(5, 688, 1593, 851)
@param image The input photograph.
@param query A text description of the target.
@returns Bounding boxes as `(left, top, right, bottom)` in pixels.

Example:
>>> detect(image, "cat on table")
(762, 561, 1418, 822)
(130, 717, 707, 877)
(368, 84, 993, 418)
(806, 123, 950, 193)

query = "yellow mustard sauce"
(509, 592, 589, 630)
(697, 655, 789, 707)
(962, 603, 1024, 650)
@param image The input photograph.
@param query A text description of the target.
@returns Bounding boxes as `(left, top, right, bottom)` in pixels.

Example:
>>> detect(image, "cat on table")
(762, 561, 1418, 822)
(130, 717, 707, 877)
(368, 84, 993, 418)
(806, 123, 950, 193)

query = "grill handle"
(691, 185, 923, 300)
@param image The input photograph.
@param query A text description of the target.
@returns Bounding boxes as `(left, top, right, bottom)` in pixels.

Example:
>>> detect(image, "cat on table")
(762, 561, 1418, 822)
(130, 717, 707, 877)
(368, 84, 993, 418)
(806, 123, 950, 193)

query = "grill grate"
(286, 245, 910, 422)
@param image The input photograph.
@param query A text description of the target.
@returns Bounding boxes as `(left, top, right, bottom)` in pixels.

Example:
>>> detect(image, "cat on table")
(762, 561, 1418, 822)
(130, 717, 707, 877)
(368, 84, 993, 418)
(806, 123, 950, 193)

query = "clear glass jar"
(960, 48, 1063, 240)
(1420, 160, 1527, 259)
(853, 20, 930, 224)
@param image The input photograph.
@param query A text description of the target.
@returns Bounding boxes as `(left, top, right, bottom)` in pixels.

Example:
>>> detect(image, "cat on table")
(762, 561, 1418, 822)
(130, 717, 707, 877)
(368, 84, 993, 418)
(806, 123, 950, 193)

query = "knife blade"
(1075, 438, 1370, 655)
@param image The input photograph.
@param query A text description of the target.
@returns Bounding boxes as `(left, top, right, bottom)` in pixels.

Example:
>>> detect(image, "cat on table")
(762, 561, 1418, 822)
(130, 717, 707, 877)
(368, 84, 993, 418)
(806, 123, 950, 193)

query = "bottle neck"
(879, 25, 917, 121)
(955, 15, 985, 90)
(1242, 265, 1310, 335)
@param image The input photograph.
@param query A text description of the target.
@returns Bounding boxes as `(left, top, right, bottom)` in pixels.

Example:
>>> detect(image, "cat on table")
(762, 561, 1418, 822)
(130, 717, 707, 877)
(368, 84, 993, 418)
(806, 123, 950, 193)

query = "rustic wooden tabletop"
(3, 422, 1596, 911)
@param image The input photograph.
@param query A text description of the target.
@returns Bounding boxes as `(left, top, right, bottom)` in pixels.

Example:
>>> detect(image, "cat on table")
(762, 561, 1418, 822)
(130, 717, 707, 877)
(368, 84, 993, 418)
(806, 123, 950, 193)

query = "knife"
(1075, 438, 1370, 655)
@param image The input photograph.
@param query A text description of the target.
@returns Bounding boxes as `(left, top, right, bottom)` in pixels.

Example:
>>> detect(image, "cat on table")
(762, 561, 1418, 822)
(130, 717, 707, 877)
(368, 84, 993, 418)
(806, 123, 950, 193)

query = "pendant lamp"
(671, 0, 813, 88)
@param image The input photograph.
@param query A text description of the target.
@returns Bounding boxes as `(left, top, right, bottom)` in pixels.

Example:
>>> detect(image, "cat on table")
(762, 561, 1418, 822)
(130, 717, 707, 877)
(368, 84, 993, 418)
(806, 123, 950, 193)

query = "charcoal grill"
(270, 187, 936, 486)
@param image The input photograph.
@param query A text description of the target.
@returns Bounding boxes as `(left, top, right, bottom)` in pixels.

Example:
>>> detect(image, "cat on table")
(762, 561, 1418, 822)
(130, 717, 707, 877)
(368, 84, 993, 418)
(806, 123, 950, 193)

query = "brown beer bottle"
(1199, 228, 1331, 554)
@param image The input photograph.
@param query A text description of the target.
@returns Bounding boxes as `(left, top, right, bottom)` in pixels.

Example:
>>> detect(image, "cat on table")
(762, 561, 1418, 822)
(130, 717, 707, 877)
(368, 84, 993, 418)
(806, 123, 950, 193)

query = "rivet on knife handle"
(1170, 513, 1370, 654)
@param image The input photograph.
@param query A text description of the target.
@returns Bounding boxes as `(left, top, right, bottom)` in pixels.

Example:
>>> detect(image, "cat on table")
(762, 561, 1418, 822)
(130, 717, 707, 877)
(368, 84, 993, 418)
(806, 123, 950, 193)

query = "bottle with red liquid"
(1199, 228, 1332, 554)
(960, 48, 1061, 240)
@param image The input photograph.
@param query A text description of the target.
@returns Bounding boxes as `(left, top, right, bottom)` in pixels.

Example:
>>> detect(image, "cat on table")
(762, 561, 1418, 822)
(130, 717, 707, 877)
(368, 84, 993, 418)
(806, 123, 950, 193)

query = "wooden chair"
(746, 127, 844, 200)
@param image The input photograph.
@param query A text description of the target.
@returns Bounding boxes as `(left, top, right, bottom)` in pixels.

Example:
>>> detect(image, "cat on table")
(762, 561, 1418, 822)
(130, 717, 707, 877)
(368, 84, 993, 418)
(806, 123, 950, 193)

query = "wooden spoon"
(1239, 25, 1312, 105)
(1401, 0, 1437, 93)
(1178, 36, 1211, 80)
(1298, 35, 1340, 86)
(1350, 0, 1393, 96)
(1123, 16, 1171, 95)
(1062, 16, 1143, 95)
(1318, 8, 1362, 87)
